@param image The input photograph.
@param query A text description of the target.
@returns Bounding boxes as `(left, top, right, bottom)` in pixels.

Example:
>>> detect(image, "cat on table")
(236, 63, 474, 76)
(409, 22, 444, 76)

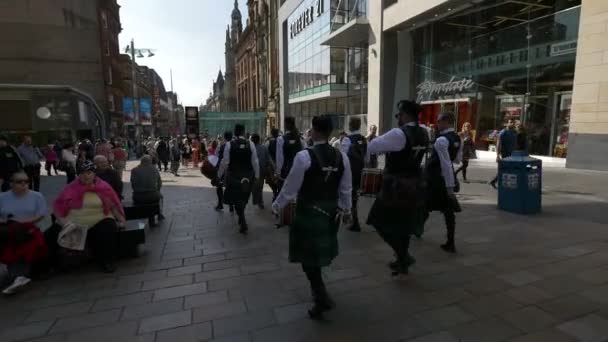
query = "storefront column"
(567, 0, 608, 170)
(367, 1, 399, 134)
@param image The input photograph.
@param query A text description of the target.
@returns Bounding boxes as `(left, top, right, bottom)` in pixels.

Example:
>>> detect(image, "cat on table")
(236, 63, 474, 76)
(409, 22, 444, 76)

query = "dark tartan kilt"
(366, 199, 425, 238)
(289, 201, 339, 267)
(223, 176, 253, 206)
(426, 175, 450, 212)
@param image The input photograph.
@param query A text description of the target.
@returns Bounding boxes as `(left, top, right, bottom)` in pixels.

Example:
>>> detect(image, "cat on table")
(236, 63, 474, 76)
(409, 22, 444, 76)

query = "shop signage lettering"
(289, 0, 324, 39)
(416, 76, 475, 101)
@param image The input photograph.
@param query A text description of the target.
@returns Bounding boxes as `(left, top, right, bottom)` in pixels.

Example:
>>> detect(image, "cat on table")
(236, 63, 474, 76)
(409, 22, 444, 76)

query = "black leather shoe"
(215, 204, 224, 211)
(441, 242, 457, 254)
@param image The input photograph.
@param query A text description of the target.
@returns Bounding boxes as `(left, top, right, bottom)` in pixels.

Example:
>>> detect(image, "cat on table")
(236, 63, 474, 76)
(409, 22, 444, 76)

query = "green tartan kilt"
(289, 201, 339, 267)
(366, 198, 426, 238)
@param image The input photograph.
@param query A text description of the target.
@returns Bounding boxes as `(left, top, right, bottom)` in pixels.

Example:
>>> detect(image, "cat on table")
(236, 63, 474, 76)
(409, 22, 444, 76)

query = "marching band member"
(275, 117, 305, 188)
(340, 117, 366, 232)
(218, 124, 259, 234)
(425, 112, 463, 253)
(366, 100, 429, 275)
(272, 115, 352, 320)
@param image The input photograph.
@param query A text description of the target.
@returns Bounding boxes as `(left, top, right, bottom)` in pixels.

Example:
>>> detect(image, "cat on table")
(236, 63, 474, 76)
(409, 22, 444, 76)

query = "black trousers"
(216, 185, 224, 206)
(45, 218, 118, 267)
(444, 210, 456, 244)
(45, 161, 58, 175)
(376, 229, 411, 264)
(24, 164, 41, 191)
(352, 190, 360, 228)
(455, 160, 469, 180)
(158, 159, 168, 171)
(66, 167, 76, 184)
(302, 265, 327, 302)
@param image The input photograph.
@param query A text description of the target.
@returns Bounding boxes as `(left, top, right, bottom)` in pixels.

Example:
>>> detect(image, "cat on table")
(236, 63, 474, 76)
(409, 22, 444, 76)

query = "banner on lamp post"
(123, 97, 135, 125)
(139, 98, 152, 125)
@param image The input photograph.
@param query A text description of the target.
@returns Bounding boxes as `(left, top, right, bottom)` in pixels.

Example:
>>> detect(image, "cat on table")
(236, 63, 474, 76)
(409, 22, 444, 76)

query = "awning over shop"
(321, 17, 370, 48)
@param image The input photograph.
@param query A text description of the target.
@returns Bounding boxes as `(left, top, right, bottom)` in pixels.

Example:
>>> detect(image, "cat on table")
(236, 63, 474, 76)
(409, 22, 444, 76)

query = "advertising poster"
(139, 98, 152, 125)
(185, 106, 199, 137)
(123, 97, 135, 125)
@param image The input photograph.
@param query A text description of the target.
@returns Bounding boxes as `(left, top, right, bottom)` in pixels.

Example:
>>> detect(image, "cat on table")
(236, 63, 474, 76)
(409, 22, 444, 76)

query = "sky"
(119, 0, 248, 107)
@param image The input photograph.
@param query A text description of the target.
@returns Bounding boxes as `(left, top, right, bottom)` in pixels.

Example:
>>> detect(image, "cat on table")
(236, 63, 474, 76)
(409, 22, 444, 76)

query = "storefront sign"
(550, 40, 577, 57)
(289, 0, 324, 39)
(416, 77, 475, 102)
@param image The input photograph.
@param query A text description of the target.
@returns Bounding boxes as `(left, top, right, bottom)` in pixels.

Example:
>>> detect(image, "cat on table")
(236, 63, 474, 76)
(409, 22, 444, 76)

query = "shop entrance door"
(420, 99, 473, 130)
(550, 92, 572, 157)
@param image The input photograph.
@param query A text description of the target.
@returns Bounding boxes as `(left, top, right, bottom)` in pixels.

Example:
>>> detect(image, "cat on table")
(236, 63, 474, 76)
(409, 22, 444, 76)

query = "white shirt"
(275, 132, 306, 176)
(218, 138, 260, 179)
(434, 128, 463, 189)
(272, 142, 352, 212)
(366, 123, 420, 160)
(62, 149, 77, 167)
(340, 130, 361, 154)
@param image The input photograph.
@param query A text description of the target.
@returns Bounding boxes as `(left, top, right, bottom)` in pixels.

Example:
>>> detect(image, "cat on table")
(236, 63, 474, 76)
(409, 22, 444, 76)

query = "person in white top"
(218, 124, 260, 234)
(424, 112, 463, 253)
(272, 115, 352, 320)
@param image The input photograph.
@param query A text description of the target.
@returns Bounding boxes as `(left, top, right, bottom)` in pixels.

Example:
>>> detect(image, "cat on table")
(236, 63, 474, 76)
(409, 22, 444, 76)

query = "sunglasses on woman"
(12, 179, 29, 184)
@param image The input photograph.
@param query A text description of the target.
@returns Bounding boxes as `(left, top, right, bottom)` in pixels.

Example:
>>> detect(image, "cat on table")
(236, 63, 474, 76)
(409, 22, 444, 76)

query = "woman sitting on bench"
(48, 160, 126, 273)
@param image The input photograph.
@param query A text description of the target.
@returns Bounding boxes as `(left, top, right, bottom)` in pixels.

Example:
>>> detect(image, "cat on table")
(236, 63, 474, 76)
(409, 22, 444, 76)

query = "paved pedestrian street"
(2, 162, 608, 342)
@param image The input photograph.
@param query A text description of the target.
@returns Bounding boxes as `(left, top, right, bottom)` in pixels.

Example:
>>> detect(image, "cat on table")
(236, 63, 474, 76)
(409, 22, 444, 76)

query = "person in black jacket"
(94, 155, 123, 200)
(340, 117, 367, 232)
(156, 138, 170, 172)
(214, 131, 233, 211)
(0, 135, 23, 192)
(266, 128, 280, 201)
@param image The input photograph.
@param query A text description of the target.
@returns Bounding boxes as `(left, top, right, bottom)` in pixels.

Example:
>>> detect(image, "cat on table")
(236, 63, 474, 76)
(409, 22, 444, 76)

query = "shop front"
(0, 84, 105, 146)
(411, 0, 580, 157)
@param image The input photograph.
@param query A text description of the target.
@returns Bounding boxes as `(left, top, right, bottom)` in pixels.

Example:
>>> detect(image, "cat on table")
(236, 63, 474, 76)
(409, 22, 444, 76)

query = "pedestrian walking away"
(17, 136, 43, 192)
(214, 132, 233, 211)
(266, 128, 280, 201)
(424, 112, 463, 254)
(340, 117, 367, 232)
(366, 100, 430, 275)
(272, 115, 352, 320)
(218, 125, 259, 234)
(275, 117, 305, 226)
(251, 133, 274, 209)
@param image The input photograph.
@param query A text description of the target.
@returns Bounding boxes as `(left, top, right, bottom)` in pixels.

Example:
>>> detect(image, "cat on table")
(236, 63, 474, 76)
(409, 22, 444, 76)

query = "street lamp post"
(126, 39, 155, 138)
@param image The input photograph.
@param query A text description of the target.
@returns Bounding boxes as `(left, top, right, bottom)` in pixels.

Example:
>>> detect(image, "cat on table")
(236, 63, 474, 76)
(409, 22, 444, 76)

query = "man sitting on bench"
(130, 155, 164, 225)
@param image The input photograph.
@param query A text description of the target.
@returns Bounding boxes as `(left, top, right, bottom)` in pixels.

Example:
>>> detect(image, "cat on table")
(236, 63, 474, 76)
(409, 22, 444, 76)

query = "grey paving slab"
(141, 274, 193, 291)
(415, 305, 475, 331)
(404, 331, 459, 342)
(26, 301, 93, 323)
(50, 309, 121, 334)
(91, 291, 153, 312)
(557, 314, 608, 342)
(167, 264, 203, 277)
(194, 267, 241, 282)
(212, 310, 276, 337)
(508, 329, 578, 342)
(498, 271, 543, 287)
(459, 293, 523, 318)
(120, 297, 184, 321)
(192, 300, 247, 323)
(505, 285, 555, 305)
(537, 294, 601, 321)
(153, 282, 208, 301)
(155, 322, 213, 342)
(244, 292, 300, 311)
(138, 310, 192, 334)
(501, 306, 558, 333)
(64, 321, 140, 342)
(449, 317, 522, 342)
(209, 334, 252, 342)
(184, 290, 230, 309)
(0, 321, 53, 341)
(184, 253, 226, 266)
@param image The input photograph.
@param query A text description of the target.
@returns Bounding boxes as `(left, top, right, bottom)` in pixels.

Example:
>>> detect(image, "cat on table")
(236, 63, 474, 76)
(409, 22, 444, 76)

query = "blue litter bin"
(498, 151, 542, 214)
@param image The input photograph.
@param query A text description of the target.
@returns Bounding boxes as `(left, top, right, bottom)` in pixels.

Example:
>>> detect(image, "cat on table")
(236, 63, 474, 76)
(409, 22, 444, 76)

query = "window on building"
(101, 11, 108, 29)
(107, 94, 115, 112)
(107, 66, 113, 85)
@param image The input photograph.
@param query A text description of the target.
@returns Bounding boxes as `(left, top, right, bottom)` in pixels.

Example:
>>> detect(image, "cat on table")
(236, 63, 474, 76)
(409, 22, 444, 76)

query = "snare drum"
(279, 202, 296, 226)
(360, 168, 383, 196)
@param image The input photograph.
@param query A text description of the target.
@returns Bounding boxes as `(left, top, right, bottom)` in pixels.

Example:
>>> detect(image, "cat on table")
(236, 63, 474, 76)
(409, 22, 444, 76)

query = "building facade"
(236, 1, 262, 113)
(278, 0, 608, 170)
(278, 0, 369, 134)
(0, 0, 123, 139)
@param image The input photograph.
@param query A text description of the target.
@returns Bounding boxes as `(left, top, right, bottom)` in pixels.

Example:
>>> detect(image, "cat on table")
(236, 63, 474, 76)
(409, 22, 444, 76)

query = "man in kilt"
(218, 124, 259, 234)
(424, 112, 463, 253)
(272, 115, 352, 320)
(366, 100, 429, 275)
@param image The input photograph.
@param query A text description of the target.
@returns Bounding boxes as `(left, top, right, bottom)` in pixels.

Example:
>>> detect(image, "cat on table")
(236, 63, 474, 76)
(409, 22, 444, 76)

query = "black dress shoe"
(100, 262, 117, 273)
(229, 206, 235, 213)
(158, 214, 166, 221)
(349, 224, 361, 232)
(239, 224, 248, 234)
(441, 242, 457, 254)
(215, 204, 224, 211)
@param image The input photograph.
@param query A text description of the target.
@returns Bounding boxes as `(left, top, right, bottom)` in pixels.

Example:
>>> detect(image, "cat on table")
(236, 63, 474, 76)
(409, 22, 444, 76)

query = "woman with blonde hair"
(455, 122, 476, 183)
